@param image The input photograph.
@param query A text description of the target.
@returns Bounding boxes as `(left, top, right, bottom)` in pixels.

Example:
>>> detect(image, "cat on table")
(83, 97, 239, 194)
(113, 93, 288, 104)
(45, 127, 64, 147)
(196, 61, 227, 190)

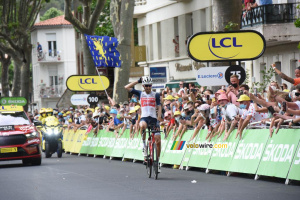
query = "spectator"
(282, 83, 290, 92)
(226, 75, 240, 107)
(236, 95, 268, 139)
(177, 81, 186, 97)
(272, 63, 300, 87)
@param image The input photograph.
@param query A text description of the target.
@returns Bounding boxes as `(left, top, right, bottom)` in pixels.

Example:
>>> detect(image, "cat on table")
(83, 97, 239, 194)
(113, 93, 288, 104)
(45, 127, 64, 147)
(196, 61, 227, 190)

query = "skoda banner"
(66, 75, 110, 92)
(0, 97, 27, 106)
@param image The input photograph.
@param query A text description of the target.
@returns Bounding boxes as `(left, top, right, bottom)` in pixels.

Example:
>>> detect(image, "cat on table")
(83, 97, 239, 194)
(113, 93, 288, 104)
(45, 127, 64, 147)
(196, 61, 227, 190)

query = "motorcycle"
(38, 117, 65, 158)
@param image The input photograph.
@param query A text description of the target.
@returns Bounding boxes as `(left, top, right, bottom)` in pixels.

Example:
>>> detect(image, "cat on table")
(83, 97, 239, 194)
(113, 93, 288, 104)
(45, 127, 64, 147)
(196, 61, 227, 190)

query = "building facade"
(133, 0, 300, 91)
(31, 15, 77, 109)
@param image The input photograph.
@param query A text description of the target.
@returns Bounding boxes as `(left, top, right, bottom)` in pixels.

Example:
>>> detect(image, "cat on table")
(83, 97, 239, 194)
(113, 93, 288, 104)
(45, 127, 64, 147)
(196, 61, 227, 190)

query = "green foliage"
(95, 0, 114, 37)
(252, 65, 275, 93)
(40, 7, 63, 21)
(224, 21, 239, 31)
(40, 0, 64, 15)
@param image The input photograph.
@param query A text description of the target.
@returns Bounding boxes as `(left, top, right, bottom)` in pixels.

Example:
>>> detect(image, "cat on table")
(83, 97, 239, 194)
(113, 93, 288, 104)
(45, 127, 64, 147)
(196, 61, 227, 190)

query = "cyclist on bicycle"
(125, 76, 163, 172)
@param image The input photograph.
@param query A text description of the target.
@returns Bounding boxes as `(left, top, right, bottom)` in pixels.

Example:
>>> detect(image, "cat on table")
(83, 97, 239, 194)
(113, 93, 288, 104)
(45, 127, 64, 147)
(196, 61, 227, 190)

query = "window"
(49, 76, 58, 86)
(48, 67, 58, 86)
(46, 33, 57, 57)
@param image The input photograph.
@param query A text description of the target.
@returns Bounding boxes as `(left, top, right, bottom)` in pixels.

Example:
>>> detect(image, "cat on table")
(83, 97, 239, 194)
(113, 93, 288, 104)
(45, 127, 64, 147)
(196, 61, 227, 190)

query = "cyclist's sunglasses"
(144, 85, 152, 88)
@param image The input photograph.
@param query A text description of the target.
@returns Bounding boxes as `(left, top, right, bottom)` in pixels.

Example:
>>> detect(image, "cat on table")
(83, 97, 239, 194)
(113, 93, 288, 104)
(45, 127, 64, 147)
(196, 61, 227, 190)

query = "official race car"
(0, 105, 42, 165)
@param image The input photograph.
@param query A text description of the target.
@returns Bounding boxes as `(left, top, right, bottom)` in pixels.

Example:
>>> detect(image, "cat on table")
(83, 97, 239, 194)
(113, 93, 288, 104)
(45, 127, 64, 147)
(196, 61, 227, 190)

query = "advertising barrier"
(229, 129, 269, 174)
(207, 130, 240, 171)
(63, 128, 300, 183)
(187, 129, 216, 169)
(160, 131, 193, 165)
(123, 134, 141, 159)
(95, 131, 110, 156)
(80, 132, 94, 154)
(87, 133, 102, 155)
(256, 129, 300, 178)
(287, 141, 300, 181)
(110, 130, 130, 158)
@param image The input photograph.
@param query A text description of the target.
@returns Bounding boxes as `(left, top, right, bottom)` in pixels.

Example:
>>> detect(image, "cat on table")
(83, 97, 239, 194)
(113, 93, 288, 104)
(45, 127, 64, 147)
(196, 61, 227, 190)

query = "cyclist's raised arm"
(124, 77, 142, 91)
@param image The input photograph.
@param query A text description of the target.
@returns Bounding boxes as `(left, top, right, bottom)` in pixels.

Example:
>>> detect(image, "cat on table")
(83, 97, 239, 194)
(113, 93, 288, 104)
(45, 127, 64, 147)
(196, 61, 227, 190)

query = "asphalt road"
(0, 153, 299, 200)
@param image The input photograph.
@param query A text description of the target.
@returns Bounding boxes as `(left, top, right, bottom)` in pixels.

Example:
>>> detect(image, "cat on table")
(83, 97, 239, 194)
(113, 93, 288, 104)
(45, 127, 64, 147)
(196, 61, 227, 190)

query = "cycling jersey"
(130, 88, 161, 119)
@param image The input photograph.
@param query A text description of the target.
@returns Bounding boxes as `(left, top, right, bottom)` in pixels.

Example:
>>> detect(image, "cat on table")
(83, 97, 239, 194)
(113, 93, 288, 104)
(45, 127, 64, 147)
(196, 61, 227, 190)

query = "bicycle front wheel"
(147, 144, 152, 178)
(152, 143, 158, 180)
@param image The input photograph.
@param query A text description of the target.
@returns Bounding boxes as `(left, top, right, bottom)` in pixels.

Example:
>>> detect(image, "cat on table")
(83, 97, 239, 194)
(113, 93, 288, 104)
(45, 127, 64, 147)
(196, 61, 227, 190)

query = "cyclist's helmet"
(142, 76, 153, 85)
(46, 108, 53, 116)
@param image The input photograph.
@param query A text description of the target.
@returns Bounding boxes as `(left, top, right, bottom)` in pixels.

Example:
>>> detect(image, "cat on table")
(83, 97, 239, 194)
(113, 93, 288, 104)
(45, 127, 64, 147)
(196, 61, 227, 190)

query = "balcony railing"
(241, 3, 299, 28)
(33, 51, 63, 62)
(39, 84, 64, 98)
(135, 0, 147, 6)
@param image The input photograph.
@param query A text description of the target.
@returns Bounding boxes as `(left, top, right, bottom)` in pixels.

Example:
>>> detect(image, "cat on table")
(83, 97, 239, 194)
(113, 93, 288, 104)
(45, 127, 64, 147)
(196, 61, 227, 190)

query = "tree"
(0, 0, 45, 111)
(95, 0, 114, 37)
(64, 0, 106, 75)
(212, 0, 242, 32)
(110, 0, 135, 103)
(0, 51, 11, 96)
(40, 0, 64, 15)
(40, 7, 63, 21)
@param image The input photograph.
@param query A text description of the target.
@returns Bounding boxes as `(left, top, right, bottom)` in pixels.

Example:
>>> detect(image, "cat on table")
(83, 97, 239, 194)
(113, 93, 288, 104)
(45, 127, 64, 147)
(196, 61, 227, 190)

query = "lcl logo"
(209, 36, 242, 59)
(211, 37, 242, 48)
(79, 78, 97, 84)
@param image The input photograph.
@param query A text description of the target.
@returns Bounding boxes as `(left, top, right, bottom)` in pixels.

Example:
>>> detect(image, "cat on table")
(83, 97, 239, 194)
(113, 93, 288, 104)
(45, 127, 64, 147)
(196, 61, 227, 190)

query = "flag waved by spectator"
(84, 34, 121, 67)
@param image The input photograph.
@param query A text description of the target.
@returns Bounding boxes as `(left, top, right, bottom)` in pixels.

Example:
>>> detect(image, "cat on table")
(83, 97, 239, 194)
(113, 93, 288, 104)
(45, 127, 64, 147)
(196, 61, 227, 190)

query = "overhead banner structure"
(187, 30, 266, 62)
(66, 75, 110, 92)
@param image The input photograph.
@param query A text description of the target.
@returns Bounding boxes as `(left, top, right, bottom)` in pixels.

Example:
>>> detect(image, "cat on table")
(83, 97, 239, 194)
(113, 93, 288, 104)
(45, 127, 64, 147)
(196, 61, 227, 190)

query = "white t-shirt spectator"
(80, 115, 86, 122)
(221, 103, 242, 122)
(178, 88, 186, 96)
(241, 103, 268, 126)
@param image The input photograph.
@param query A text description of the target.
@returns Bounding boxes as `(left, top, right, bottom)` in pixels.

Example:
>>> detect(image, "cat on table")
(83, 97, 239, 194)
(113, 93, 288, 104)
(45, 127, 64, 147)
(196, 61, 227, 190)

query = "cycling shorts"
(140, 116, 160, 136)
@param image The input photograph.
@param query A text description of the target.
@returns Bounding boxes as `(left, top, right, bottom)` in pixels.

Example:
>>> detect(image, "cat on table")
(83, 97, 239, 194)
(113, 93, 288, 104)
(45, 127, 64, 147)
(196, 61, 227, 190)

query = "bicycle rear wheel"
(152, 143, 158, 180)
(146, 144, 152, 178)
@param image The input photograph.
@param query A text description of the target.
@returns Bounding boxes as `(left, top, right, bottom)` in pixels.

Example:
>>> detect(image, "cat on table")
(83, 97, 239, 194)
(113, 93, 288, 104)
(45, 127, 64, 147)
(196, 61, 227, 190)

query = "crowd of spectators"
(33, 63, 300, 141)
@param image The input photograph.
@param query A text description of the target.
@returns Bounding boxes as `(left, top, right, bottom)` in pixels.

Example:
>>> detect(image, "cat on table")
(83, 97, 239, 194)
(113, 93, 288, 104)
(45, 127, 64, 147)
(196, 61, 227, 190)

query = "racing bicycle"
(144, 124, 160, 180)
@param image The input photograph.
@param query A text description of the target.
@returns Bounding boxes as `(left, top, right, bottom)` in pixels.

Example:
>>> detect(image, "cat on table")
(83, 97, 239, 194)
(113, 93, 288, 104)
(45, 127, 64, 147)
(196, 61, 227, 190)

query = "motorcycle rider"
(43, 108, 59, 125)
(38, 108, 47, 122)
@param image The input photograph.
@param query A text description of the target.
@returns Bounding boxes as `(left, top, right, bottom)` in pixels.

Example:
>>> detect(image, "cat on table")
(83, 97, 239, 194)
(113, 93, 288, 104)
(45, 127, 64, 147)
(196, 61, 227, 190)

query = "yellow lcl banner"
(187, 30, 266, 62)
(66, 75, 110, 92)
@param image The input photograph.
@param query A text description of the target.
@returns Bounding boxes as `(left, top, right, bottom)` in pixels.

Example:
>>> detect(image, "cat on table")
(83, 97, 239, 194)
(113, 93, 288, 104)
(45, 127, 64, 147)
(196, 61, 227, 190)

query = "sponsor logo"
(66, 75, 110, 92)
(262, 143, 294, 163)
(19, 126, 34, 132)
(209, 37, 242, 59)
(28, 139, 40, 144)
(198, 72, 223, 79)
(188, 31, 266, 62)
